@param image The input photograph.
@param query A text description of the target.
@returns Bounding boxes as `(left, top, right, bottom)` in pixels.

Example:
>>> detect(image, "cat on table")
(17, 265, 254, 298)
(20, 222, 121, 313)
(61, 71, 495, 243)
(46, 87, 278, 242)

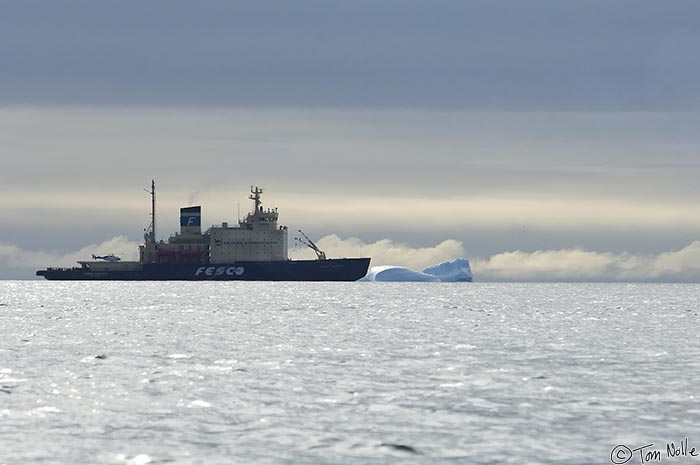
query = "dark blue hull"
(36, 258, 371, 281)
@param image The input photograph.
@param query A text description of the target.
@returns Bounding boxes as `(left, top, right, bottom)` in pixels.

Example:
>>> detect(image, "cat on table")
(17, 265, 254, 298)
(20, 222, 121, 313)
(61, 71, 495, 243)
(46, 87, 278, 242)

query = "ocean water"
(1, 282, 700, 465)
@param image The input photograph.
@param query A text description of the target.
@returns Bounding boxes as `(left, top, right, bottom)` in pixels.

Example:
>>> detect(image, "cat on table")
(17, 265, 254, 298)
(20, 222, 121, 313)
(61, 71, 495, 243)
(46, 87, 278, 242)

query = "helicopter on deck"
(92, 254, 122, 262)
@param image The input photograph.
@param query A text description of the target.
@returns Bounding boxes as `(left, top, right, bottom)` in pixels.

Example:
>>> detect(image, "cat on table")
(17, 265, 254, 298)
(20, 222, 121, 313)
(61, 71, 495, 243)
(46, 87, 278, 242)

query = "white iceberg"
(359, 258, 473, 282)
(423, 258, 473, 282)
(423, 258, 473, 283)
(359, 265, 440, 282)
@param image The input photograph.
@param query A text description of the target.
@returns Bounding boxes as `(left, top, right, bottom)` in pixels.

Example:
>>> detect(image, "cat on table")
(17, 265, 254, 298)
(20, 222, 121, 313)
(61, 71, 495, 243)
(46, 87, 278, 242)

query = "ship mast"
(151, 179, 156, 243)
(144, 180, 156, 244)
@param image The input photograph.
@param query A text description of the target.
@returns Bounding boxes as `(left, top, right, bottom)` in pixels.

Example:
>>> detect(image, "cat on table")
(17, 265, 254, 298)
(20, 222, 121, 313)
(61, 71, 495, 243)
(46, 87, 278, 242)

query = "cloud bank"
(2, 107, 699, 262)
(289, 235, 466, 272)
(0, 236, 139, 280)
(292, 236, 700, 282)
(473, 241, 700, 282)
(4, 235, 700, 282)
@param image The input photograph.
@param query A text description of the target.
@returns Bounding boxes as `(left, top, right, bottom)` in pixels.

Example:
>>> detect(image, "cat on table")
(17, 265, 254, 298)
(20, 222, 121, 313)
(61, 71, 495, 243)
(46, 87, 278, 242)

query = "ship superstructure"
(139, 185, 288, 265)
(36, 182, 370, 281)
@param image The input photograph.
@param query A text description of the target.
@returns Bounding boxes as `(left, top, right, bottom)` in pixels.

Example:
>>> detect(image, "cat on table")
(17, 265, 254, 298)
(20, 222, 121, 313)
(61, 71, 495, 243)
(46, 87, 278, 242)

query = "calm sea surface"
(1, 282, 700, 465)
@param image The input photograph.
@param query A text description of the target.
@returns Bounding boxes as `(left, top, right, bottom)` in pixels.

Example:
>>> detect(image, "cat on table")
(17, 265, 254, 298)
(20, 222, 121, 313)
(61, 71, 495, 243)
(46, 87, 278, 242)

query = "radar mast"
(249, 186, 263, 212)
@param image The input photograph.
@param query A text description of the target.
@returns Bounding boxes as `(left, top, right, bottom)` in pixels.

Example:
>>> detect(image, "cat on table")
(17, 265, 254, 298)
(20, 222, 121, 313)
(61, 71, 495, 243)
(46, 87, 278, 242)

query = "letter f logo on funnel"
(181, 214, 201, 227)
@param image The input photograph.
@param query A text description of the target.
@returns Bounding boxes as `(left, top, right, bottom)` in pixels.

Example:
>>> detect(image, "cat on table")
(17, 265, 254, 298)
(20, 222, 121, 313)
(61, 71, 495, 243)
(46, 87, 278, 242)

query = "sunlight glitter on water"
(1, 282, 700, 464)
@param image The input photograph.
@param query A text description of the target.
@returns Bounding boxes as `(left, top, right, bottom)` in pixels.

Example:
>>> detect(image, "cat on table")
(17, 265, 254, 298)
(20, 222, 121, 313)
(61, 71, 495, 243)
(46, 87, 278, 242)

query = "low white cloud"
(6, 234, 700, 282)
(292, 235, 700, 282)
(290, 234, 465, 271)
(0, 236, 139, 279)
(472, 241, 700, 282)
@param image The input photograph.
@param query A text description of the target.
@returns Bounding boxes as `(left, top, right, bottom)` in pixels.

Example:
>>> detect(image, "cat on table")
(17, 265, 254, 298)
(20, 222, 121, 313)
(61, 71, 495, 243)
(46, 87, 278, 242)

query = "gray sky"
(1, 1, 700, 280)
(2, 0, 700, 109)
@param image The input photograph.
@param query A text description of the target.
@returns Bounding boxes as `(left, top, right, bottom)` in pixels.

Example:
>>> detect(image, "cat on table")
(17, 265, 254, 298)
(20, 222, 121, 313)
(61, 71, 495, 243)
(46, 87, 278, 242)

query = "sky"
(1, 0, 700, 281)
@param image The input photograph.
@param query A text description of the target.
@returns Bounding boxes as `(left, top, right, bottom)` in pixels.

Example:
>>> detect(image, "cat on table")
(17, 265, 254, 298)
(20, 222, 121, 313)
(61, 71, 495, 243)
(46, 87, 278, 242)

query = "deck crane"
(296, 229, 327, 260)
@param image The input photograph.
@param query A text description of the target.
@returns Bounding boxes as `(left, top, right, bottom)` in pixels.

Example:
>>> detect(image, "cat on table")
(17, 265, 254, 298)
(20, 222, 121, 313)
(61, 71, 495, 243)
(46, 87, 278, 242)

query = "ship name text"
(195, 266, 245, 277)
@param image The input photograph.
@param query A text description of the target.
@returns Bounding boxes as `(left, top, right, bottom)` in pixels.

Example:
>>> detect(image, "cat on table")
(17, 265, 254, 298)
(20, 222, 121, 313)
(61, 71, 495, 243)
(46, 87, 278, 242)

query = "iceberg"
(359, 266, 440, 282)
(423, 258, 473, 282)
(359, 259, 473, 282)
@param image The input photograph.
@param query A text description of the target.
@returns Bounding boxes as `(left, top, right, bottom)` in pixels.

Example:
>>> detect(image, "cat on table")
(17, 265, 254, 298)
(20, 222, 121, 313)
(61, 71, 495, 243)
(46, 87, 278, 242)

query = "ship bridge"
(239, 186, 280, 230)
(209, 186, 289, 263)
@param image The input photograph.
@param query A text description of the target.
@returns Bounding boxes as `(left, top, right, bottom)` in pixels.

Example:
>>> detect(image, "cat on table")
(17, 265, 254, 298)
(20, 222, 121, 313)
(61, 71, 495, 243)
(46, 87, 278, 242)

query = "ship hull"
(36, 258, 371, 282)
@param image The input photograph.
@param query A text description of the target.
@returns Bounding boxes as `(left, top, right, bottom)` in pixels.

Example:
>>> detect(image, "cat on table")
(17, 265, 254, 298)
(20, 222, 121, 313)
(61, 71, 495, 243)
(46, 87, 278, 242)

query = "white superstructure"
(209, 187, 288, 263)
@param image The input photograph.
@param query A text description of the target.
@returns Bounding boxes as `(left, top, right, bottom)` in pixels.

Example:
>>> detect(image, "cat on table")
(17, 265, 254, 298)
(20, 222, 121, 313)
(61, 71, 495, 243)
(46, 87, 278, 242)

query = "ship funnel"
(180, 206, 202, 235)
